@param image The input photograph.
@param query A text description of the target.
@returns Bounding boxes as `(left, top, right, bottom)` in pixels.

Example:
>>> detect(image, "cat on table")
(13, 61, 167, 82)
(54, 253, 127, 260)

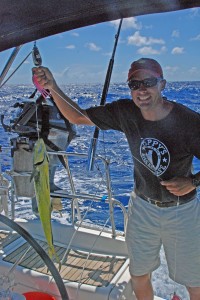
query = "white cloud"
(110, 17, 142, 30)
(65, 45, 75, 49)
(165, 66, 179, 72)
(103, 52, 112, 56)
(189, 67, 198, 74)
(137, 46, 166, 55)
(55, 63, 106, 84)
(164, 65, 179, 77)
(171, 47, 184, 54)
(85, 43, 101, 51)
(71, 32, 79, 37)
(191, 34, 200, 41)
(171, 30, 180, 38)
(127, 31, 165, 47)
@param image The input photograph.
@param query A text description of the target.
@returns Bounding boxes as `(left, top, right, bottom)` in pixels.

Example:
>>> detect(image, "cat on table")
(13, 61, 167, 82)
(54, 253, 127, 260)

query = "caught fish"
(31, 138, 60, 266)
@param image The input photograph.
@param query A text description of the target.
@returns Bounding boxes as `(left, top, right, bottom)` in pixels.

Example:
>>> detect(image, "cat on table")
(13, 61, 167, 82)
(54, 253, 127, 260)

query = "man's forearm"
(50, 84, 93, 125)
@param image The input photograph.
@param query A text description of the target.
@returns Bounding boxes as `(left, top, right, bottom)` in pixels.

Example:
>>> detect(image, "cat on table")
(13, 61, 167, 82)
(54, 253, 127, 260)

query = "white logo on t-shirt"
(140, 138, 170, 176)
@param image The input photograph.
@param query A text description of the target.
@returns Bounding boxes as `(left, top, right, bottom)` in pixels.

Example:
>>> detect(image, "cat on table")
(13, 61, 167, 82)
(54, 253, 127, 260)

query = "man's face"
(129, 70, 166, 112)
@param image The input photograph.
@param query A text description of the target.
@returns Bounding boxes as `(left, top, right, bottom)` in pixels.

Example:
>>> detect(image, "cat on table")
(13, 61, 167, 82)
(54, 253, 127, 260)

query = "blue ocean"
(0, 81, 200, 299)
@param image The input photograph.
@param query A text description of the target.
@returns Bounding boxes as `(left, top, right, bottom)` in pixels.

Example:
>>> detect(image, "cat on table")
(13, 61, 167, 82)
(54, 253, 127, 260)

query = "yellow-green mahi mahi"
(32, 138, 60, 265)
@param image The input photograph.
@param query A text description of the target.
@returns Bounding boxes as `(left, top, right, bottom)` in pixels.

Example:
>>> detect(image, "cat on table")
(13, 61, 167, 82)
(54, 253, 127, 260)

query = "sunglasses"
(128, 77, 162, 90)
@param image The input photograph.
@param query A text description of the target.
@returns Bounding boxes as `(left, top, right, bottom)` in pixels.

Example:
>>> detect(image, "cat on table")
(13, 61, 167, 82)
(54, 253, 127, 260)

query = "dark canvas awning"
(1, 0, 200, 52)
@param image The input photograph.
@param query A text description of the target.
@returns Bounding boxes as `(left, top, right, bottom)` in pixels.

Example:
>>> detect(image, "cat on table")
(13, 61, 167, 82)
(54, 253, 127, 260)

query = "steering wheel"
(0, 214, 69, 300)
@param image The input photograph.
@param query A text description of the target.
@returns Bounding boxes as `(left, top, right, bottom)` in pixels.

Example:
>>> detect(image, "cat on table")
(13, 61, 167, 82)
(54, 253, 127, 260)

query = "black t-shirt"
(86, 98, 200, 202)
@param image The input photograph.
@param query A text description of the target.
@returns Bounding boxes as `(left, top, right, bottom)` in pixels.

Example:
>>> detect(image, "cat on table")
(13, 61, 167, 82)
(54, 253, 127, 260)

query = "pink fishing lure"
(33, 74, 50, 99)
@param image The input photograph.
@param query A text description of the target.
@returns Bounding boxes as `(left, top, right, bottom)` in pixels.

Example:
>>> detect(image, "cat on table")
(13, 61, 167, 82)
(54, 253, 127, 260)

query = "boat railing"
(1, 148, 128, 238)
(48, 150, 128, 237)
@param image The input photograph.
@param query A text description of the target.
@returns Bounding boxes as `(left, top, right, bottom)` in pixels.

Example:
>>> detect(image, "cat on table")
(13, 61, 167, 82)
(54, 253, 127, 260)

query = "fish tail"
(48, 246, 61, 271)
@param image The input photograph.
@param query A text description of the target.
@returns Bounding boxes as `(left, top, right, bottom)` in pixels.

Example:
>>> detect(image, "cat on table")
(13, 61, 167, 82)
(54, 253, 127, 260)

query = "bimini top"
(1, 0, 200, 52)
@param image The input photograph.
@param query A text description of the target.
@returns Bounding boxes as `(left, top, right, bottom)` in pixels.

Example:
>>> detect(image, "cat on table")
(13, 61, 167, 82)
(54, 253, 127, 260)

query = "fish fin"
(30, 168, 39, 182)
(51, 198, 63, 212)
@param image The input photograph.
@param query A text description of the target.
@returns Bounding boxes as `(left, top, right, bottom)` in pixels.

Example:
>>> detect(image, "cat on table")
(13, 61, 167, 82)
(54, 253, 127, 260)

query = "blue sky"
(0, 7, 200, 85)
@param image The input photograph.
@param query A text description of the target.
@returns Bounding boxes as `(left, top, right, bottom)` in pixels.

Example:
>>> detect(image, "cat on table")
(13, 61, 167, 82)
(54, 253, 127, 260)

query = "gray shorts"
(125, 191, 200, 287)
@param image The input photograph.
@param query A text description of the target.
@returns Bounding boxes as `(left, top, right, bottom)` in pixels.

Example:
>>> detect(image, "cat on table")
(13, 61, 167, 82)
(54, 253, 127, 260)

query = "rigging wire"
(0, 46, 22, 87)
(0, 51, 32, 88)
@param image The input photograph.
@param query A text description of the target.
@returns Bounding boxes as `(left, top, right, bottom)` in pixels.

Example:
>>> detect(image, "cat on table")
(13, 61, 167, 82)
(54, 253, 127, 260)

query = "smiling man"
(33, 58, 200, 300)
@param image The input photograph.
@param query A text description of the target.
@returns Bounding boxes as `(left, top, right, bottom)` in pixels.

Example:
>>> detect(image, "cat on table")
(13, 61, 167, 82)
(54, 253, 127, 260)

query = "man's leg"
(187, 287, 200, 300)
(126, 193, 162, 299)
(162, 199, 200, 297)
(131, 274, 153, 300)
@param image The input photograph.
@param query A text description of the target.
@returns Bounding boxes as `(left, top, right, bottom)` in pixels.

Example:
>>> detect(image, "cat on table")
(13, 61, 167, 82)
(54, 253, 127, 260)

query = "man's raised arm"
(32, 66, 94, 125)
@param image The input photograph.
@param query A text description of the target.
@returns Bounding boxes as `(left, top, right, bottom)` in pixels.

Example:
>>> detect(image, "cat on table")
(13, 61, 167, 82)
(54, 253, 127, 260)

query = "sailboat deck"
(1, 230, 126, 287)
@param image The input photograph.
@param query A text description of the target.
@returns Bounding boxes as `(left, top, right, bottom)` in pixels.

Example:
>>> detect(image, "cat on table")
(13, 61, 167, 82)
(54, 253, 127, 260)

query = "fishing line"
(50, 87, 101, 129)
(35, 104, 40, 140)
(32, 42, 43, 141)
(47, 86, 163, 179)
(134, 121, 182, 299)
(34, 57, 158, 178)
(118, 113, 163, 179)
